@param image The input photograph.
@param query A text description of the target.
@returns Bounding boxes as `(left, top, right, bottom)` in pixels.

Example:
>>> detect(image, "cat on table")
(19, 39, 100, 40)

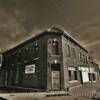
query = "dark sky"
(0, 0, 100, 64)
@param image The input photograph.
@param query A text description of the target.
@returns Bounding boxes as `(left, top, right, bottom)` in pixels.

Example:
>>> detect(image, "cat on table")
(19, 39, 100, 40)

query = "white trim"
(69, 85, 82, 90)
(68, 67, 76, 70)
(69, 80, 78, 83)
(79, 67, 89, 72)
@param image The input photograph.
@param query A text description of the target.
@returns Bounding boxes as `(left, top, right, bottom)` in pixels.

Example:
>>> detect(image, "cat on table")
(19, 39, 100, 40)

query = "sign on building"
(25, 64, 35, 74)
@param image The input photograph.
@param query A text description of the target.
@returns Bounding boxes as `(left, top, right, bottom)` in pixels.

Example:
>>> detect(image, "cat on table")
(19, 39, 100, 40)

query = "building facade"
(88, 56, 100, 82)
(0, 27, 99, 91)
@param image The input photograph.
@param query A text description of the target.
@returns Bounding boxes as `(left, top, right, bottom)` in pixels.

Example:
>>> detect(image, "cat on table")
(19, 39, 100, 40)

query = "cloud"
(85, 40, 100, 48)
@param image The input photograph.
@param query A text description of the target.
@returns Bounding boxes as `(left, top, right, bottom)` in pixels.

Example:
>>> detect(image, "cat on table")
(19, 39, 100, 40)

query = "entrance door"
(52, 71, 60, 90)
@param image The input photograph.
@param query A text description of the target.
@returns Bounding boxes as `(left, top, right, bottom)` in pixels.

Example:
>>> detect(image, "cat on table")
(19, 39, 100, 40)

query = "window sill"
(69, 80, 78, 83)
(92, 81, 96, 83)
(51, 55, 61, 57)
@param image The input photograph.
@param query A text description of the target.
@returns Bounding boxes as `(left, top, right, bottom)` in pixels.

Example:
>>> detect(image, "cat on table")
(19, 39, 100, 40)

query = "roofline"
(3, 30, 47, 54)
(3, 27, 88, 54)
(63, 30, 88, 53)
(47, 28, 88, 53)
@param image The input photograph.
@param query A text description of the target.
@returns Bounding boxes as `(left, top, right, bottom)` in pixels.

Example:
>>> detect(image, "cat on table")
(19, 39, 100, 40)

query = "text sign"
(25, 64, 35, 74)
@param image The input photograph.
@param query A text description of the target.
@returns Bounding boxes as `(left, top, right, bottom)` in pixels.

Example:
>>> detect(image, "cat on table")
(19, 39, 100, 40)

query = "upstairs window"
(24, 48, 29, 61)
(66, 45, 70, 57)
(11, 53, 15, 65)
(79, 53, 82, 61)
(52, 39, 59, 55)
(86, 56, 88, 63)
(34, 42, 39, 59)
(72, 48, 76, 58)
(17, 50, 21, 63)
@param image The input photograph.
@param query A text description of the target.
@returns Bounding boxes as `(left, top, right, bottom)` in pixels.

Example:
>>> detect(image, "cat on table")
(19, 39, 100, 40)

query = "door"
(82, 71, 89, 83)
(52, 71, 60, 90)
(79, 71, 83, 84)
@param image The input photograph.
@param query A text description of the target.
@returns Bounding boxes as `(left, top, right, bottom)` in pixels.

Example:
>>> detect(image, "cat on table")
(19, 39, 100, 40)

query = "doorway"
(79, 71, 83, 84)
(51, 63, 61, 90)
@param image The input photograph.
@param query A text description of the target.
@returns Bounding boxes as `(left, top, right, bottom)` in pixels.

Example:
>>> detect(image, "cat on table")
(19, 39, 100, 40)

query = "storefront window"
(68, 66, 78, 81)
(92, 73, 96, 81)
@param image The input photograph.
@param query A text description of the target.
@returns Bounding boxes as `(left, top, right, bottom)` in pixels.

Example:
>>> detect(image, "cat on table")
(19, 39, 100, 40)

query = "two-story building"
(0, 27, 99, 92)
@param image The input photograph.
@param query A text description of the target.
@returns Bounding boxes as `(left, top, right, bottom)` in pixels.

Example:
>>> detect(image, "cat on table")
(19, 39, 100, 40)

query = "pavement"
(0, 81, 100, 100)
(70, 81, 100, 99)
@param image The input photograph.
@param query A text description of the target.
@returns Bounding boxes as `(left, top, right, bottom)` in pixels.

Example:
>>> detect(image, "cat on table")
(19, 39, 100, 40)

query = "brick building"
(0, 27, 99, 91)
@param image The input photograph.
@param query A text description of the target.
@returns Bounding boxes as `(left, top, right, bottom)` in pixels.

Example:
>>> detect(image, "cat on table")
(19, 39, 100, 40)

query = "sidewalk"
(0, 82, 100, 100)
(70, 81, 100, 99)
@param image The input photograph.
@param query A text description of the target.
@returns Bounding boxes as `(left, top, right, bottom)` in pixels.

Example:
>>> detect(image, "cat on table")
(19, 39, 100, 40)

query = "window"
(51, 63, 60, 71)
(81, 54, 83, 62)
(72, 48, 76, 58)
(11, 54, 15, 65)
(8, 69, 13, 84)
(79, 53, 81, 61)
(17, 50, 21, 63)
(92, 73, 96, 81)
(34, 43, 39, 58)
(74, 71, 77, 80)
(86, 56, 88, 63)
(88, 73, 91, 81)
(68, 70, 71, 81)
(52, 39, 59, 55)
(15, 67, 20, 84)
(79, 53, 82, 61)
(66, 45, 70, 57)
(24, 48, 28, 61)
(68, 67, 78, 81)
(83, 55, 85, 62)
